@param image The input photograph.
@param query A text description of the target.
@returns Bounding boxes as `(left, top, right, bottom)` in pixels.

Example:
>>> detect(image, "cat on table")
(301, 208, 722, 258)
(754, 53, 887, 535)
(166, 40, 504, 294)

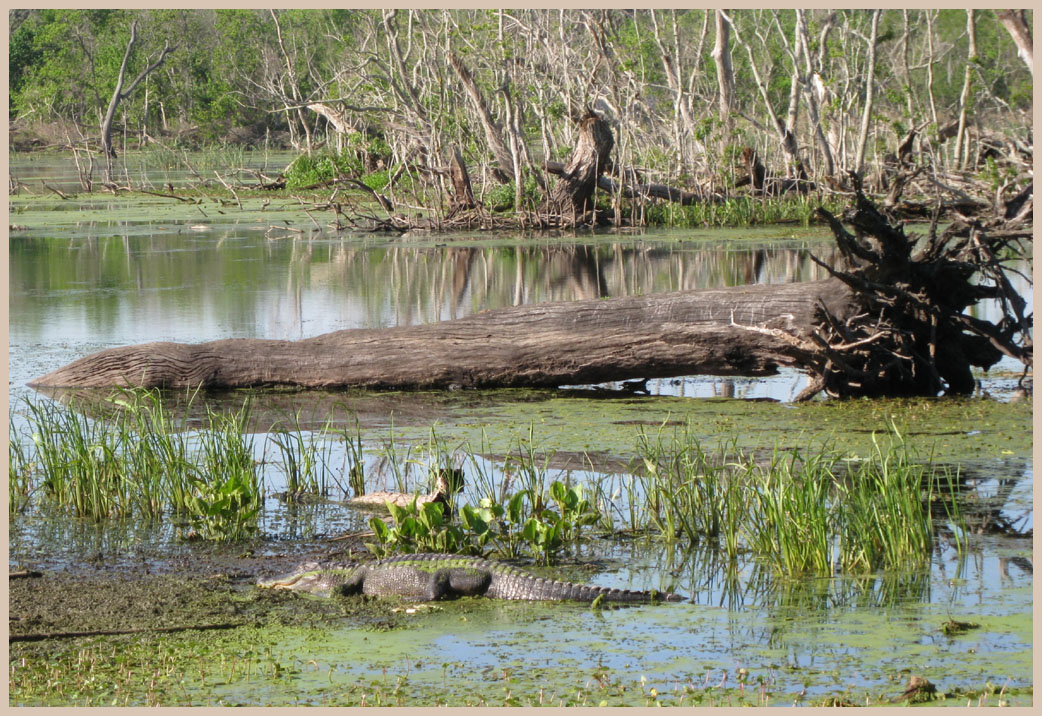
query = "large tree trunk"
(710, 10, 735, 135)
(995, 10, 1033, 78)
(30, 280, 854, 391)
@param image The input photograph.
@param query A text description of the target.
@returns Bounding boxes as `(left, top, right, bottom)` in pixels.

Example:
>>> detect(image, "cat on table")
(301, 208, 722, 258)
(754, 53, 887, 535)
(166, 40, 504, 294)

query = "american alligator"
(258, 553, 684, 603)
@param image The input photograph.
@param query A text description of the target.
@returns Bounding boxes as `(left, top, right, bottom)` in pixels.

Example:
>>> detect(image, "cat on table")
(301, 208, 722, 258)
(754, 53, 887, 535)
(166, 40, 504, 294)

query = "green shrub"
(362, 170, 389, 191)
(284, 150, 362, 189)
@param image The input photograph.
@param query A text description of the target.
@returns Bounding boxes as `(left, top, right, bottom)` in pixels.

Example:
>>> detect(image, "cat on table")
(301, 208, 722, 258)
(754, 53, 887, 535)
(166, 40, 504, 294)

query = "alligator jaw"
(257, 574, 305, 590)
(258, 568, 325, 592)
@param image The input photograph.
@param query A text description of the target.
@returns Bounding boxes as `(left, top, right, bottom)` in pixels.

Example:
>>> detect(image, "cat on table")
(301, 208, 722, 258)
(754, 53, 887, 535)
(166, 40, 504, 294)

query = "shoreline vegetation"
(9, 9, 1033, 232)
(9, 388, 975, 574)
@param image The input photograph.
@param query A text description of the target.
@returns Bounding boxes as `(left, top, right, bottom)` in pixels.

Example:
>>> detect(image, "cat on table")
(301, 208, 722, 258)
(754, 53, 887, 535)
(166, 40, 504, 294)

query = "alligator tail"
(485, 565, 683, 603)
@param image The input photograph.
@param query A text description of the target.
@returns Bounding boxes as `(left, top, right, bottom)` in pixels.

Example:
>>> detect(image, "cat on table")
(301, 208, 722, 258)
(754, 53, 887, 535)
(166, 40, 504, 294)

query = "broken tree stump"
(545, 108, 615, 217)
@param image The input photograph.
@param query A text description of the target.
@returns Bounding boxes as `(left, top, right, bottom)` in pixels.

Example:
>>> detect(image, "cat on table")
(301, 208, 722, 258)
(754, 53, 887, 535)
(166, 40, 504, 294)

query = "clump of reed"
(10, 389, 262, 541)
(631, 425, 966, 574)
(267, 407, 344, 500)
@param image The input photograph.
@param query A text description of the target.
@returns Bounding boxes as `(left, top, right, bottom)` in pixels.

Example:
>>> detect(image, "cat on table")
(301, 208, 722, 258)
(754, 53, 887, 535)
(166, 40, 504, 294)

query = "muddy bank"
(8, 535, 376, 643)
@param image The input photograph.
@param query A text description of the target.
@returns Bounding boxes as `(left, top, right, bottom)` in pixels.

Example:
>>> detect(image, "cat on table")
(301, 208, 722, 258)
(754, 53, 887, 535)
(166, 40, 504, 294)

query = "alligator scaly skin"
(259, 553, 684, 603)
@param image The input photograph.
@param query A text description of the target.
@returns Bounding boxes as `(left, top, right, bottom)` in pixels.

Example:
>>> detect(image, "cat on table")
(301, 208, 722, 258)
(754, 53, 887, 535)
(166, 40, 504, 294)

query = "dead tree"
(544, 109, 615, 219)
(995, 10, 1033, 78)
(447, 145, 476, 215)
(449, 53, 514, 184)
(736, 147, 814, 197)
(100, 20, 176, 182)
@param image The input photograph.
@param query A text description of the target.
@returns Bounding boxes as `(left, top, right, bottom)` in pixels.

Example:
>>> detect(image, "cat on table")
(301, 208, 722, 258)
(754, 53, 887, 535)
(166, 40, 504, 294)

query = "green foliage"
(368, 498, 470, 556)
(347, 130, 391, 159)
(8, 413, 35, 515)
(338, 415, 367, 497)
(485, 182, 516, 212)
(8, 20, 43, 99)
(362, 170, 390, 192)
(284, 151, 360, 189)
(364, 428, 602, 564)
(483, 176, 541, 212)
(632, 423, 968, 574)
(9, 389, 262, 542)
(284, 137, 393, 189)
(643, 194, 846, 228)
(977, 156, 1020, 192)
(635, 432, 749, 559)
(181, 467, 262, 542)
(367, 479, 602, 565)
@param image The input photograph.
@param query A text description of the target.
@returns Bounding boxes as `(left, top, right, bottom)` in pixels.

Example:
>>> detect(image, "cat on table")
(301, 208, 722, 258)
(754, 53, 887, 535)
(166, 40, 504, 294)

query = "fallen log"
(544, 160, 706, 205)
(28, 279, 855, 391)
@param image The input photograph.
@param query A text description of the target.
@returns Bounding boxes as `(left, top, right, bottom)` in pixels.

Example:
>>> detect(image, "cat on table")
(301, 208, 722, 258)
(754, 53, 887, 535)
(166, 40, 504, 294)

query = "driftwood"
(29, 280, 854, 391)
(345, 468, 463, 510)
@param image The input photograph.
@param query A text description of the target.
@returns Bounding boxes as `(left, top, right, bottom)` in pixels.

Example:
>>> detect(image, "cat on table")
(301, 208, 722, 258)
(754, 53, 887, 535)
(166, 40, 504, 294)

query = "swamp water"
(7, 158, 1033, 705)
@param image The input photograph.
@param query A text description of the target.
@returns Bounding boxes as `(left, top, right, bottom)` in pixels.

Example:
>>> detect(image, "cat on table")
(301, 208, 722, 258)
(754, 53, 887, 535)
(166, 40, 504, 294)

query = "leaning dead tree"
(31, 186, 1030, 401)
(100, 20, 176, 183)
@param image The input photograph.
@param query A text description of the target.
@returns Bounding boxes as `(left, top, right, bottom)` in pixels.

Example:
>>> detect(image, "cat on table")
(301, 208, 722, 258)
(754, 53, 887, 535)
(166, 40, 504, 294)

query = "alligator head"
(258, 562, 356, 597)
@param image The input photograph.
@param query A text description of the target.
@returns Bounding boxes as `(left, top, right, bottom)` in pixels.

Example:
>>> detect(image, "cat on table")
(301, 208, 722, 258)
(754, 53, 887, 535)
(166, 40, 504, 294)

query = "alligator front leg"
(334, 569, 367, 596)
(442, 567, 493, 597)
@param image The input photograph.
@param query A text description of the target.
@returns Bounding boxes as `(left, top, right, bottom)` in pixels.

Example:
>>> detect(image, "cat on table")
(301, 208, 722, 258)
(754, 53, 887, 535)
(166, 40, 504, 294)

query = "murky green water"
(7, 152, 1033, 705)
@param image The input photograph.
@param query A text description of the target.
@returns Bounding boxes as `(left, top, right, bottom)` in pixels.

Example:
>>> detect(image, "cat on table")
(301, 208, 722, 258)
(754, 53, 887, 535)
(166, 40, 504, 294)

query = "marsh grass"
(187, 402, 262, 541)
(10, 390, 262, 540)
(8, 411, 34, 515)
(631, 424, 967, 574)
(20, 395, 144, 521)
(10, 392, 968, 561)
(745, 447, 836, 573)
(634, 430, 749, 558)
(267, 408, 341, 499)
(337, 414, 367, 497)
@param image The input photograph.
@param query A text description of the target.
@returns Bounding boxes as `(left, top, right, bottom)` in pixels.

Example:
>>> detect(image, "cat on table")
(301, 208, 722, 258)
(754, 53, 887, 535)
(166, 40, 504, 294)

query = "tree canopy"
(9, 9, 1032, 188)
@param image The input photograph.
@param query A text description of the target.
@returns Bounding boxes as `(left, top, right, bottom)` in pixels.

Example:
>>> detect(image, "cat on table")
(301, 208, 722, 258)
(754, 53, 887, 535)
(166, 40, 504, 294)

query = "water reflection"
(9, 234, 839, 345)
